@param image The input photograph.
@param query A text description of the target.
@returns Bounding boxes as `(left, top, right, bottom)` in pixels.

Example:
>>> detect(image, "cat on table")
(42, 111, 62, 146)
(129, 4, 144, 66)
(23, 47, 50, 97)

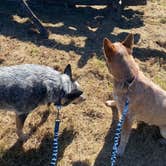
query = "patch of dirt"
(0, 0, 166, 166)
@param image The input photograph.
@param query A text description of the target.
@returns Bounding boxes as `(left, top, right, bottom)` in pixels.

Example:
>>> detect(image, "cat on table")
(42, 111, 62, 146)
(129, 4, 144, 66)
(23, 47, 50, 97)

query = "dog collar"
(115, 74, 138, 91)
(55, 89, 65, 106)
(124, 76, 136, 89)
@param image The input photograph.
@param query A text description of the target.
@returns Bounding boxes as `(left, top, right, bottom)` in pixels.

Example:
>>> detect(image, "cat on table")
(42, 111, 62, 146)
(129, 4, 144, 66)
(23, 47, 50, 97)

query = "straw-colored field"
(0, 0, 165, 165)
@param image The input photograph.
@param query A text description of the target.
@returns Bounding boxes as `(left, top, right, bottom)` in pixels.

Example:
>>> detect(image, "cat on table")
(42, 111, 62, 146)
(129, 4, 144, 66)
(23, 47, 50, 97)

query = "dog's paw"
(105, 100, 117, 107)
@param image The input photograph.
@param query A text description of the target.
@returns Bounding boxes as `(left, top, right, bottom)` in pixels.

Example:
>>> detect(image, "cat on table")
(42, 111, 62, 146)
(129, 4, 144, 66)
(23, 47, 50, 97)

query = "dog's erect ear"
(64, 64, 72, 78)
(122, 33, 134, 53)
(103, 38, 116, 61)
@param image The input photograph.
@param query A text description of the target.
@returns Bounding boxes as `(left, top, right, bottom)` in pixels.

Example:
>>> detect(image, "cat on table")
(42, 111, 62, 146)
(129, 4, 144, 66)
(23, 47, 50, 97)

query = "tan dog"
(103, 34, 166, 156)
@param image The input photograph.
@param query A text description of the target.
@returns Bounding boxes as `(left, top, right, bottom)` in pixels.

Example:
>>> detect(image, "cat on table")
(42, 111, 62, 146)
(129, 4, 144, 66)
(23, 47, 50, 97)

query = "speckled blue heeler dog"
(0, 64, 85, 141)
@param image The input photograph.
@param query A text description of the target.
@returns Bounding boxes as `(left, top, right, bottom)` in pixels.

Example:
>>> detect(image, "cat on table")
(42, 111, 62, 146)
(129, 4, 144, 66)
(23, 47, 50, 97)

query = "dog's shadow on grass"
(25, 109, 50, 141)
(72, 161, 90, 166)
(71, 107, 119, 166)
(94, 106, 119, 166)
(0, 126, 76, 166)
(94, 107, 166, 166)
(0, 134, 52, 166)
(117, 123, 166, 166)
(0, 108, 50, 142)
(58, 127, 77, 161)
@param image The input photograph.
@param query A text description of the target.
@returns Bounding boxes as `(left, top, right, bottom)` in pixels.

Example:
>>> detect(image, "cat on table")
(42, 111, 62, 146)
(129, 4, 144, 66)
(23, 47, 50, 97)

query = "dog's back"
(0, 64, 60, 80)
(0, 64, 61, 114)
(127, 72, 166, 125)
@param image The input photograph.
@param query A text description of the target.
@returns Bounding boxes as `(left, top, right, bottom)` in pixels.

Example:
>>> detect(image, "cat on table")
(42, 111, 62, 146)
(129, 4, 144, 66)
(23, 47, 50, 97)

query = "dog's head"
(60, 64, 86, 106)
(103, 33, 138, 81)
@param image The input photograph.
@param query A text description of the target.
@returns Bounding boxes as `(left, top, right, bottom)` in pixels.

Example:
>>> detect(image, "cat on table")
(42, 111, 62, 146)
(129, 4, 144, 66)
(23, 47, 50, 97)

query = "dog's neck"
(113, 70, 138, 91)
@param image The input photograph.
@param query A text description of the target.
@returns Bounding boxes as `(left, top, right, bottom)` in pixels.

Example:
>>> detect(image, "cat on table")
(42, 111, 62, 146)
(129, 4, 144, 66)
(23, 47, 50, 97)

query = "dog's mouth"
(72, 94, 86, 104)
(61, 93, 86, 106)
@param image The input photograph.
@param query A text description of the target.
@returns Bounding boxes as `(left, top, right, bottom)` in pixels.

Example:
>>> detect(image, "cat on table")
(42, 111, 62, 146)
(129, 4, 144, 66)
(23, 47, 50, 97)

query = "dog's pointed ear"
(64, 64, 72, 78)
(103, 38, 116, 61)
(122, 33, 134, 53)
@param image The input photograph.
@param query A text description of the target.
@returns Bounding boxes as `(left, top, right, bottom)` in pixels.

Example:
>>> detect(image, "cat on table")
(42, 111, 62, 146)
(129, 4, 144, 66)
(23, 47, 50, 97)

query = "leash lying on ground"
(50, 105, 61, 166)
(111, 99, 129, 166)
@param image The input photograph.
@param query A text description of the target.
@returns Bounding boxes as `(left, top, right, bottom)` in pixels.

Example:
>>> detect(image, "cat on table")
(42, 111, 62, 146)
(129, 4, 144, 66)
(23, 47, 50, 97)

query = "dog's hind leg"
(16, 113, 29, 141)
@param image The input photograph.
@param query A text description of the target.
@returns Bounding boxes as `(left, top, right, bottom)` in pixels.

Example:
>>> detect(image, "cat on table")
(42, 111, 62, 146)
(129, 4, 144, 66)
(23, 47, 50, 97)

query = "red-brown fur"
(103, 34, 166, 156)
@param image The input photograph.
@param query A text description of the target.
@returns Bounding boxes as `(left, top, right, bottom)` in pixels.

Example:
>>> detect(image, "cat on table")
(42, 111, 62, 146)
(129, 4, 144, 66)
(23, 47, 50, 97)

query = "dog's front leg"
(106, 100, 117, 107)
(16, 113, 29, 141)
(117, 116, 132, 156)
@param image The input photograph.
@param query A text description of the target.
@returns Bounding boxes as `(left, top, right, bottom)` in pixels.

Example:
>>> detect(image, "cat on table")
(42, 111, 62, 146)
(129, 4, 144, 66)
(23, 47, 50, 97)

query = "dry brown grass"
(0, 0, 166, 166)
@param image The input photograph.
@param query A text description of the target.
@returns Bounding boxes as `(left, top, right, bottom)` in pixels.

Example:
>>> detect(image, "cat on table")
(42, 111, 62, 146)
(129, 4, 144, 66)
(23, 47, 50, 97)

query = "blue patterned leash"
(50, 105, 61, 166)
(111, 99, 129, 166)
